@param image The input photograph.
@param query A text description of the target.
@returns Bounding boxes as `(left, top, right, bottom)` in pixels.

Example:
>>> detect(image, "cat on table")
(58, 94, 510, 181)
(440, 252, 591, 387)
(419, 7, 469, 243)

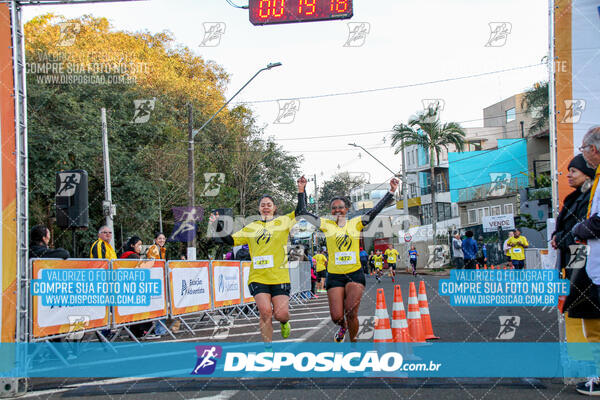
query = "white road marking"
(172, 325, 324, 342)
(297, 317, 332, 342)
(20, 377, 156, 398)
(187, 315, 331, 333)
(189, 390, 239, 400)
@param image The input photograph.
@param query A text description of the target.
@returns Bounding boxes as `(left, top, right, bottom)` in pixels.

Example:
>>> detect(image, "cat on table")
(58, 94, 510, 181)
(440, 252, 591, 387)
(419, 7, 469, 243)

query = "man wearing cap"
(574, 126, 600, 284)
(572, 126, 600, 396)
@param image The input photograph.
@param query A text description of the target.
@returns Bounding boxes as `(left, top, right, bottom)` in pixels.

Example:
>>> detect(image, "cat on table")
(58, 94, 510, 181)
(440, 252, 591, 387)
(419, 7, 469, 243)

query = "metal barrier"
(28, 258, 312, 344)
(30, 259, 111, 342)
(111, 259, 170, 342)
(289, 261, 313, 305)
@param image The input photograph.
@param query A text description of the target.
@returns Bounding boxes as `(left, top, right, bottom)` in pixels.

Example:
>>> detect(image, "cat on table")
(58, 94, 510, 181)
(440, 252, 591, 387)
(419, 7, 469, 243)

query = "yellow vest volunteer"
(89, 238, 117, 259)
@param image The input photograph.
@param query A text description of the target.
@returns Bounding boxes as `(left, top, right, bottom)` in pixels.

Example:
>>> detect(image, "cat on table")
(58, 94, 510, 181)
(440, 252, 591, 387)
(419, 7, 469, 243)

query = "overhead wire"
(239, 62, 546, 104)
(224, 0, 248, 9)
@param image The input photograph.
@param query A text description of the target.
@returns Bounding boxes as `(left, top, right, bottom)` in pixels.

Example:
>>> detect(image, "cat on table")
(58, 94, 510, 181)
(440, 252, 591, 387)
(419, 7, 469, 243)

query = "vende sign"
(482, 214, 515, 232)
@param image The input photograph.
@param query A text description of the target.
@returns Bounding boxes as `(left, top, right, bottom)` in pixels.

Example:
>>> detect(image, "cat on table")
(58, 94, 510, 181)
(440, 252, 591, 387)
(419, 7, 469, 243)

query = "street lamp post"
(186, 62, 282, 260)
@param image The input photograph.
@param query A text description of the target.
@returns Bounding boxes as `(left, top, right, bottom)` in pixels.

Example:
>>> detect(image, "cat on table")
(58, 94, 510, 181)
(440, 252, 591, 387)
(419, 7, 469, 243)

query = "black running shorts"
(325, 268, 366, 290)
(248, 282, 291, 297)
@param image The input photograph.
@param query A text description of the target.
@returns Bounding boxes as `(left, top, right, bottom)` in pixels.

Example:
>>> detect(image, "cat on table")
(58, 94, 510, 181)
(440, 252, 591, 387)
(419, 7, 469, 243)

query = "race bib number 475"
(253, 255, 274, 269)
(335, 252, 356, 265)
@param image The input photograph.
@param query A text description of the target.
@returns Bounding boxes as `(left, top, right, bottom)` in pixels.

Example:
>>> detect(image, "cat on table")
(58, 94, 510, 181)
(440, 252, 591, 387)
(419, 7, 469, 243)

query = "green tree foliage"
(26, 14, 301, 258)
(521, 81, 549, 134)
(317, 172, 366, 215)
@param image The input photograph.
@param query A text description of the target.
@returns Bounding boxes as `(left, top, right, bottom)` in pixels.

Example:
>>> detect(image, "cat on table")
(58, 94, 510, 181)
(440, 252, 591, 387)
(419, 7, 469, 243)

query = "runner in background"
(314, 249, 328, 293)
(359, 247, 369, 274)
(476, 236, 487, 268)
(507, 228, 529, 269)
(384, 245, 399, 283)
(209, 177, 306, 348)
(297, 177, 398, 343)
(408, 245, 418, 276)
(368, 250, 375, 275)
(503, 231, 514, 268)
(372, 250, 384, 283)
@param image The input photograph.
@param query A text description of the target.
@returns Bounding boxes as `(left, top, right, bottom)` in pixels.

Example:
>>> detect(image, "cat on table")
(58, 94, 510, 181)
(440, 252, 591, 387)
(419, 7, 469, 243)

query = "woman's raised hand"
(297, 175, 307, 193)
(390, 177, 400, 193)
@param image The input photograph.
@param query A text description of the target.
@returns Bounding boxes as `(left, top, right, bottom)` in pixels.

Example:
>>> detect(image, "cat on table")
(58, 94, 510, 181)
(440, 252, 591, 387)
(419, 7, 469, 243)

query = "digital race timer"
(249, 0, 353, 25)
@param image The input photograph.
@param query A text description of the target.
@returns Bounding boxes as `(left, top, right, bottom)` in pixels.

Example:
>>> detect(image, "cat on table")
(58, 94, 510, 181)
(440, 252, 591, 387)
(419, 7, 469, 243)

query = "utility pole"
(187, 103, 196, 260)
(401, 139, 408, 216)
(101, 108, 115, 248)
(186, 63, 282, 260)
(158, 190, 163, 233)
(313, 174, 319, 215)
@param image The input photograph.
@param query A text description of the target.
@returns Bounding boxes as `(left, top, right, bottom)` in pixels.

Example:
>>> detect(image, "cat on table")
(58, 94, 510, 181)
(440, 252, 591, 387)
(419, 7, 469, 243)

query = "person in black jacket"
(551, 154, 598, 319)
(29, 225, 69, 259)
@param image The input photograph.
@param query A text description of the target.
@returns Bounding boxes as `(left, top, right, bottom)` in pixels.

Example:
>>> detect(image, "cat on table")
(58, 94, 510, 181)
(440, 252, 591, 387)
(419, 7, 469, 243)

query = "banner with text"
(168, 261, 212, 316)
(31, 259, 110, 339)
(113, 259, 167, 325)
(241, 261, 254, 304)
(212, 261, 242, 308)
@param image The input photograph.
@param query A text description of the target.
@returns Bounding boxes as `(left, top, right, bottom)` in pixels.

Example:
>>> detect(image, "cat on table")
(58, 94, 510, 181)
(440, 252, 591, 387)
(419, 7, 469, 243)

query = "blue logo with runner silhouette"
(191, 345, 222, 375)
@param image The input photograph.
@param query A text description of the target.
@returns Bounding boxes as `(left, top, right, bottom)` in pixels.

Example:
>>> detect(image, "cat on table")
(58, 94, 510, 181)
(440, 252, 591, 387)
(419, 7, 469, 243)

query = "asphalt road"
(23, 272, 585, 399)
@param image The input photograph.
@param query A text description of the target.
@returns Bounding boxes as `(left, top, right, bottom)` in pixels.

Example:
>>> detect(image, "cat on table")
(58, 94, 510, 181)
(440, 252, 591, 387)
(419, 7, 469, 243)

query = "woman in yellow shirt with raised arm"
(298, 177, 398, 342)
(209, 178, 306, 347)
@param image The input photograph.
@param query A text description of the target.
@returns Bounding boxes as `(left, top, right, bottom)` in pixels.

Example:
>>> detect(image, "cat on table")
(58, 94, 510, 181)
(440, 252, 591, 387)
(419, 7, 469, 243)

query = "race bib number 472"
(253, 255, 274, 269)
(335, 252, 356, 265)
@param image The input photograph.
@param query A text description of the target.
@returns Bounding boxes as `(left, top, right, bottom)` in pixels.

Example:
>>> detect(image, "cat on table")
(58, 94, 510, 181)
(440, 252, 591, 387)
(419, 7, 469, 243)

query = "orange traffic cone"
(490, 265, 494, 270)
(484, 264, 488, 270)
(374, 288, 393, 343)
(476, 263, 480, 270)
(418, 281, 439, 340)
(407, 282, 425, 343)
(391, 285, 410, 342)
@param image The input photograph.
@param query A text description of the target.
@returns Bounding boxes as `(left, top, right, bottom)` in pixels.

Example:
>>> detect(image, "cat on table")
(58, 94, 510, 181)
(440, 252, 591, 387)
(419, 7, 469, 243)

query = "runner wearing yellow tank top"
(372, 251, 384, 283)
(313, 252, 328, 292)
(297, 177, 399, 343)
(209, 178, 307, 347)
(384, 246, 399, 282)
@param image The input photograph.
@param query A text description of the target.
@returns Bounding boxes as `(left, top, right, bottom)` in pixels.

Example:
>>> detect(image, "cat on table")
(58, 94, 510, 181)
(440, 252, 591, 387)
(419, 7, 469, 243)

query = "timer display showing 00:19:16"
(249, 0, 353, 25)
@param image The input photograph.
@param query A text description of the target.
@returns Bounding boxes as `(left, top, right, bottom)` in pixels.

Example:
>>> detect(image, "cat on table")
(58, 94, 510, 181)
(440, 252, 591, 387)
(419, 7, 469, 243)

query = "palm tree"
(521, 81, 549, 134)
(391, 105, 466, 240)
